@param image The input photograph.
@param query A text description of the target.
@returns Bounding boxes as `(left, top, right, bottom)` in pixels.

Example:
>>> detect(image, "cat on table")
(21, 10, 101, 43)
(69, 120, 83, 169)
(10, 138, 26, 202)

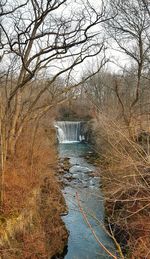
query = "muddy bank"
(0, 172, 68, 258)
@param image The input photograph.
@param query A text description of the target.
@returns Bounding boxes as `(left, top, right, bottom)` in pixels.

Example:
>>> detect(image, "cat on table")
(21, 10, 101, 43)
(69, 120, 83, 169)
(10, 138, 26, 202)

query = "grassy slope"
(0, 123, 68, 258)
(93, 114, 150, 258)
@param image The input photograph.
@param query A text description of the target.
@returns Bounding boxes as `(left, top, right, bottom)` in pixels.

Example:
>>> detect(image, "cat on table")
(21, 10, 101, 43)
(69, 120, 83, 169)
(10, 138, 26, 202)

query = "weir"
(55, 121, 85, 143)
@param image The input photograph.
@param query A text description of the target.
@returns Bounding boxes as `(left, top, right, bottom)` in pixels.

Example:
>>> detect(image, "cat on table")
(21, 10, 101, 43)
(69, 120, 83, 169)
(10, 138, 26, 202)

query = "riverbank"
(101, 162, 150, 258)
(0, 124, 68, 258)
(93, 114, 150, 258)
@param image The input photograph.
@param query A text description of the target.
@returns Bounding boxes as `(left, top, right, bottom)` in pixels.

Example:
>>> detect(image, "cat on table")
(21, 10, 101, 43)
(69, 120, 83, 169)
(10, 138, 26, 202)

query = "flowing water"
(55, 121, 85, 143)
(56, 122, 117, 259)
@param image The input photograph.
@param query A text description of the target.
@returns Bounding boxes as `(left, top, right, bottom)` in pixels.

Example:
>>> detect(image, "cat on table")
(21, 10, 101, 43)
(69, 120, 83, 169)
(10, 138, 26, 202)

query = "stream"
(58, 143, 117, 259)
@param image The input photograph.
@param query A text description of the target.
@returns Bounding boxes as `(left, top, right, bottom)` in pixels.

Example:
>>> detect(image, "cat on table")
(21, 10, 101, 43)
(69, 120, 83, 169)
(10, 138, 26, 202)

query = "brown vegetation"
(93, 113, 150, 258)
(0, 120, 68, 258)
(0, 0, 149, 257)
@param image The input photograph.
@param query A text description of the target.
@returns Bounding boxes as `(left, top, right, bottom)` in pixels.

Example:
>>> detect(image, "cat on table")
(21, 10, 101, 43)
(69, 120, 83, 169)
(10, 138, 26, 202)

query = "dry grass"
(0, 121, 68, 258)
(3, 124, 57, 217)
(94, 113, 150, 258)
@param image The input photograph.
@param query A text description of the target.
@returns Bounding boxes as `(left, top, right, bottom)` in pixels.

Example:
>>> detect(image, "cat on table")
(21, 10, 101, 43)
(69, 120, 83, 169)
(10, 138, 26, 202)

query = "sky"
(0, 0, 132, 82)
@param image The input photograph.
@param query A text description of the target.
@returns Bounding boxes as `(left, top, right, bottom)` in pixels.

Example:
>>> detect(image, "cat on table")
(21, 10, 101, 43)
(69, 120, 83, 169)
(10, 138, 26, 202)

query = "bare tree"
(105, 0, 150, 129)
(0, 0, 111, 206)
(141, 0, 150, 17)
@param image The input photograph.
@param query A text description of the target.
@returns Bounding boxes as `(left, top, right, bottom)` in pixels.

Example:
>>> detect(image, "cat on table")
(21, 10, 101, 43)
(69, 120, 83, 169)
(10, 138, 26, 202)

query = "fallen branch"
(76, 192, 118, 259)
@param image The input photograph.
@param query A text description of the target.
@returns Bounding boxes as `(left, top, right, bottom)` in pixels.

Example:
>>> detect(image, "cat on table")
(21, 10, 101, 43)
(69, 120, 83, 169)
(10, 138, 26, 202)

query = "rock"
(63, 179, 70, 186)
(83, 185, 88, 188)
(60, 211, 68, 216)
(88, 172, 95, 177)
(69, 165, 93, 174)
(58, 168, 65, 174)
(64, 157, 70, 161)
(64, 175, 73, 181)
(59, 164, 63, 169)
(63, 165, 70, 171)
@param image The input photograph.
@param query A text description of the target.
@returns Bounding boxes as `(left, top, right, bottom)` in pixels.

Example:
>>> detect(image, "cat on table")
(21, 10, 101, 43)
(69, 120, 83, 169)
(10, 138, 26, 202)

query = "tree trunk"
(8, 89, 22, 156)
(0, 100, 7, 208)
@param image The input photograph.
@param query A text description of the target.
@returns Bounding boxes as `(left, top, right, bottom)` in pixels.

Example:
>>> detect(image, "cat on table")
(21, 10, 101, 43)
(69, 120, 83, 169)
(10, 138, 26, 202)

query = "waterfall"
(55, 121, 85, 143)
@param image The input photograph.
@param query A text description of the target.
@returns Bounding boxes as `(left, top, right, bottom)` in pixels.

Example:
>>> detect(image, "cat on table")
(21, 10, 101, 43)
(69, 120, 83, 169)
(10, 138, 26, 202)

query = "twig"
(76, 192, 117, 259)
